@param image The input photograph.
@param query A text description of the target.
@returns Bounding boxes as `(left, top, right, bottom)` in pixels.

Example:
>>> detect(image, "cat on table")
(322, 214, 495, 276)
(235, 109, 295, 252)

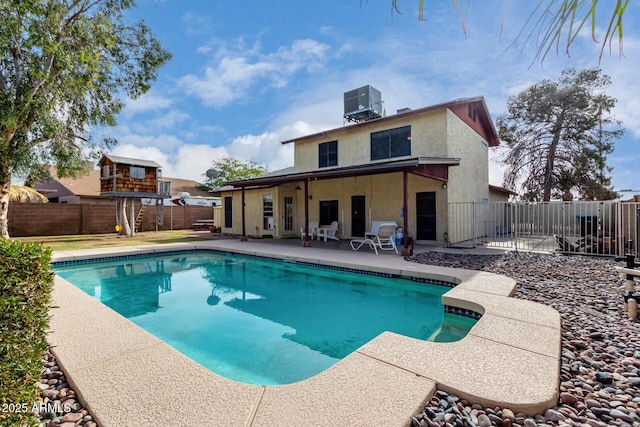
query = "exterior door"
(281, 194, 295, 237)
(351, 195, 366, 237)
(416, 192, 436, 240)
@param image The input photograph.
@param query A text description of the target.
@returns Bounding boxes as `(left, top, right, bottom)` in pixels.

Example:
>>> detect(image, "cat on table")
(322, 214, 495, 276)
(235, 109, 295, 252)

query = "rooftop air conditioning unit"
(343, 85, 382, 123)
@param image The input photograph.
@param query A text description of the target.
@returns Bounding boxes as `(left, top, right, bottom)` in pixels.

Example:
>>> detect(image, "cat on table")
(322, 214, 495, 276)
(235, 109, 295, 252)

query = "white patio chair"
(317, 221, 339, 241)
(350, 223, 398, 255)
(301, 221, 319, 240)
(373, 224, 398, 254)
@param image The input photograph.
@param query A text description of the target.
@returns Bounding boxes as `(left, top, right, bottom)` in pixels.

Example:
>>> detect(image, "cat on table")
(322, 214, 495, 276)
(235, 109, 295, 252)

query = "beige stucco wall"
(293, 110, 449, 173)
(444, 109, 490, 204)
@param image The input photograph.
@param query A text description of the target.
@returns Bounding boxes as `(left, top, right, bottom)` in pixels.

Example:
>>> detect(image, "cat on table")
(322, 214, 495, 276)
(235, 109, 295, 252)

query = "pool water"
(54, 252, 475, 385)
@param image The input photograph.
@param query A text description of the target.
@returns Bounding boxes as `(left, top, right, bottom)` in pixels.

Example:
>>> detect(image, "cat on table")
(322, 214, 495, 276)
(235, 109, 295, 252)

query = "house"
(218, 91, 501, 254)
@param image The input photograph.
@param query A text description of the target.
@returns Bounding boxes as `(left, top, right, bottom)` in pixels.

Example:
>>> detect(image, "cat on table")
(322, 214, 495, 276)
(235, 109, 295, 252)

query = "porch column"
(241, 187, 247, 241)
(303, 180, 311, 247)
(402, 170, 410, 256)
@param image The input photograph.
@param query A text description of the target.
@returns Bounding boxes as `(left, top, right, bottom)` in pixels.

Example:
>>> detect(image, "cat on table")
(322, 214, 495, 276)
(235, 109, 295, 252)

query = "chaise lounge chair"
(350, 223, 398, 255)
(554, 234, 593, 253)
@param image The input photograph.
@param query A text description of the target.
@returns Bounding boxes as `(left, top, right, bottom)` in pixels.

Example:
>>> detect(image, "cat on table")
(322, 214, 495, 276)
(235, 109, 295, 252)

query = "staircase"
(134, 199, 153, 232)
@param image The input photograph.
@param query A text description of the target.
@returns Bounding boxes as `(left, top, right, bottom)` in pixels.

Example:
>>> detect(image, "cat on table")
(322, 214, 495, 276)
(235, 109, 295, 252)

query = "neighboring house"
(489, 185, 518, 203)
(219, 92, 506, 252)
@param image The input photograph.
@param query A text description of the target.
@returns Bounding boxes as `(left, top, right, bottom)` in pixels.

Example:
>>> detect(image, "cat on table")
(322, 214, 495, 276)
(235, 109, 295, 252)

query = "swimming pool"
(54, 250, 476, 385)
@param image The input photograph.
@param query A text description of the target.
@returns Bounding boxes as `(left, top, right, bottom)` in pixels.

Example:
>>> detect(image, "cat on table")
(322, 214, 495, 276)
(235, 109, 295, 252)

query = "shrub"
(0, 240, 54, 426)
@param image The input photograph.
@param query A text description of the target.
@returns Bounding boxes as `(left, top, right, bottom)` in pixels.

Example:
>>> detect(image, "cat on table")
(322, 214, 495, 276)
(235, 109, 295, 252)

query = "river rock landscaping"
(408, 251, 640, 427)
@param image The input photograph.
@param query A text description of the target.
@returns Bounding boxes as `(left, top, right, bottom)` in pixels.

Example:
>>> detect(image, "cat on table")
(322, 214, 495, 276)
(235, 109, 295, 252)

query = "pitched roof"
(225, 157, 459, 188)
(100, 154, 162, 169)
(280, 96, 499, 147)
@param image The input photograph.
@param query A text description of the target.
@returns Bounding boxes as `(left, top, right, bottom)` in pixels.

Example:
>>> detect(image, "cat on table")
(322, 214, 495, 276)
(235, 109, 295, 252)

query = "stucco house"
(219, 95, 502, 254)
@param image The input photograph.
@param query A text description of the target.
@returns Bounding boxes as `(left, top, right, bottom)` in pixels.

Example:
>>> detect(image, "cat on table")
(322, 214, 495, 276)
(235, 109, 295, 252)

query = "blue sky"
(107, 1, 640, 195)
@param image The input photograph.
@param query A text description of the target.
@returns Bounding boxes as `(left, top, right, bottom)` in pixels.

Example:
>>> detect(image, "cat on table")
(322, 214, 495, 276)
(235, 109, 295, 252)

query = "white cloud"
(123, 91, 173, 116)
(179, 38, 329, 107)
(110, 143, 229, 182)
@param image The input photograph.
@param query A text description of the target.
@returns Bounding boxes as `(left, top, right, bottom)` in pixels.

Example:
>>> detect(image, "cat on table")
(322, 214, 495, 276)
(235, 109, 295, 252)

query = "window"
(370, 125, 411, 161)
(263, 194, 274, 229)
(224, 196, 233, 228)
(319, 200, 339, 226)
(130, 166, 145, 179)
(319, 140, 338, 168)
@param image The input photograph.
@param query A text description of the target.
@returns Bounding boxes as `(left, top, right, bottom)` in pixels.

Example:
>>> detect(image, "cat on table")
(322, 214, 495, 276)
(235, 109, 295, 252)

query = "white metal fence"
(448, 201, 640, 257)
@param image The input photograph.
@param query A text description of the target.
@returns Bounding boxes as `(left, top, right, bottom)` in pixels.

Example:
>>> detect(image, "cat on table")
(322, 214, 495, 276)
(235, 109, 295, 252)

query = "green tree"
(384, 0, 629, 62)
(200, 158, 268, 191)
(497, 68, 623, 201)
(0, 0, 171, 238)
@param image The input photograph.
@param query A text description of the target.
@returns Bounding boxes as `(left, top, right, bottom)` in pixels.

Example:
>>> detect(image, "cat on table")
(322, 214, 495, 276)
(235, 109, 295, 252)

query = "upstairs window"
(370, 125, 411, 161)
(319, 140, 338, 168)
(130, 166, 145, 179)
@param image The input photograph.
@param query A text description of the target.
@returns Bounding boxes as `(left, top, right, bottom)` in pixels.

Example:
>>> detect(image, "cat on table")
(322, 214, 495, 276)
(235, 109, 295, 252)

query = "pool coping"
(49, 240, 561, 426)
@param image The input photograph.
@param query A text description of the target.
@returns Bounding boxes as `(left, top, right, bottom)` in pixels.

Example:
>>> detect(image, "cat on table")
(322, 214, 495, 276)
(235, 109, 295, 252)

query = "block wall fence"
(8, 203, 214, 237)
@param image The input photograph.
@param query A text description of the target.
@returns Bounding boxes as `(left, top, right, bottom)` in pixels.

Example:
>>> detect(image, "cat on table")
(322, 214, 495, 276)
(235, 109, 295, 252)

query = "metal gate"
(447, 200, 640, 257)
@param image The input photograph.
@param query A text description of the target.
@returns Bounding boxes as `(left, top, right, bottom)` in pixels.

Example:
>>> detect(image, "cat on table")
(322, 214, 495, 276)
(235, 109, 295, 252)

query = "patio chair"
(301, 221, 319, 241)
(373, 223, 398, 254)
(317, 221, 340, 241)
(350, 223, 398, 255)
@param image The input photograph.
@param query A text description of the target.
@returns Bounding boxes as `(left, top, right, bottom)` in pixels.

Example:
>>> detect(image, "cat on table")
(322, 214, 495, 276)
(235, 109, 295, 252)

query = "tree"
(0, 1, 171, 238)
(497, 68, 623, 201)
(200, 158, 268, 191)
(383, 0, 629, 63)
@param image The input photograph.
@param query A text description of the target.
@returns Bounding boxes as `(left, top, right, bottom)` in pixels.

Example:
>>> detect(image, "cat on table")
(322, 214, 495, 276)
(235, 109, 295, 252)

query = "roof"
(489, 185, 518, 196)
(225, 157, 460, 188)
(280, 96, 499, 147)
(100, 155, 162, 169)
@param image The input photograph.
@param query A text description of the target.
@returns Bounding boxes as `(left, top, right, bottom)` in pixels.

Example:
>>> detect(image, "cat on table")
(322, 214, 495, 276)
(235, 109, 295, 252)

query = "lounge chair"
(365, 220, 397, 239)
(554, 234, 592, 253)
(301, 221, 319, 241)
(317, 221, 339, 241)
(350, 223, 398, 255)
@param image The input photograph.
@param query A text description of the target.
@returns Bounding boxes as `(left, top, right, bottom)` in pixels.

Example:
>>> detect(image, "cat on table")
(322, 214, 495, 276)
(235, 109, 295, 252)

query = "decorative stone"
(560, 392, 578, 404)
(477, 414, 491, 427)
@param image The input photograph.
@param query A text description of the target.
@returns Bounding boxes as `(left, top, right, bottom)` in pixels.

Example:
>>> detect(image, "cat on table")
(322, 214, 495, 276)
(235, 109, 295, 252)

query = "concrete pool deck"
(49, 239, 561, 426)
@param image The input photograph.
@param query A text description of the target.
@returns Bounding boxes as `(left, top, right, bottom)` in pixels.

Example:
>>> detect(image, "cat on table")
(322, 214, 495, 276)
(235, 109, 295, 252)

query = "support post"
(303, 180, 311, 247)
(130, 198, 135, 237)
(402, 170, 410, 256)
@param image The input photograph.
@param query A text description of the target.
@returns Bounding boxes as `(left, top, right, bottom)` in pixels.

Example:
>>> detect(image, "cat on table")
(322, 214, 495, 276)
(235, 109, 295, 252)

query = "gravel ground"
(36, 251, 640, 426)
(408, 251, 640, 427)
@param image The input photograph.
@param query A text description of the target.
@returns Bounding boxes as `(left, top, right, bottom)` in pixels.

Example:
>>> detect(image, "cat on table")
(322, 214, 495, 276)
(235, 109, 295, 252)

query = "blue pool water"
(54, 251, 475, 385)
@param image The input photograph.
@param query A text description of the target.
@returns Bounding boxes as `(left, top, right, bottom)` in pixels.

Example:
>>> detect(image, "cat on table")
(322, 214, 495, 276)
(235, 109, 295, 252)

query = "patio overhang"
(223, 157, 460, 254)
(224, 157, 460, 188)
